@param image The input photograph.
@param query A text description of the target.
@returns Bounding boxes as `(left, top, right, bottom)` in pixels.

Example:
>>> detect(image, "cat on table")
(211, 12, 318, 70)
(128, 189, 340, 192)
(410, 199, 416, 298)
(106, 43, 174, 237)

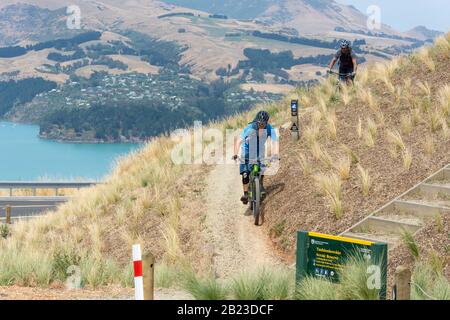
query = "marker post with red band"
(132, 244, 155, 300)
(132, 244, 144, 300)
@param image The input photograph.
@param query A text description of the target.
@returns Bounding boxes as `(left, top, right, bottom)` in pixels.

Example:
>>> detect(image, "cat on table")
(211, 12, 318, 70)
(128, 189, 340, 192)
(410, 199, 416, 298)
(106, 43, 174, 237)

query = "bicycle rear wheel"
(252, 177, 261, 226)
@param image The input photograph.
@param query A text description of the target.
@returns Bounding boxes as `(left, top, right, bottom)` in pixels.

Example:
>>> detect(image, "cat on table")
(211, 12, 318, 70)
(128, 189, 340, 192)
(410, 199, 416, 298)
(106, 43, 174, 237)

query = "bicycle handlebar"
(233, 156, 280, 163)
(327, 70, 355, 77)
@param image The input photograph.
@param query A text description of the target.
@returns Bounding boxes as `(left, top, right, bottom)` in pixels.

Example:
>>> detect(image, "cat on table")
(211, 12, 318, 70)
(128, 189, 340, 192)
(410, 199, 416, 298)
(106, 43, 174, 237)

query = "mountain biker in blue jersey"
(232, 111, 279, 205)
(328, 40, 358, 83)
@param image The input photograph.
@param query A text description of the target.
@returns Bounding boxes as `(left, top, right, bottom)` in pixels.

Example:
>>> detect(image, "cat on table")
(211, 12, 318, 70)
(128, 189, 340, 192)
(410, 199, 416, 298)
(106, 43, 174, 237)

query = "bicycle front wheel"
(252, 177, 261, 226)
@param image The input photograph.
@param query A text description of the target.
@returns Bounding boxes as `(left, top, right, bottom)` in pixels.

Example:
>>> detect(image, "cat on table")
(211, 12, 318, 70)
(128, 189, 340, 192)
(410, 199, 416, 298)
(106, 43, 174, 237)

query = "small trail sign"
(296, 231, 388, 299)
(290, 99, 299, 140)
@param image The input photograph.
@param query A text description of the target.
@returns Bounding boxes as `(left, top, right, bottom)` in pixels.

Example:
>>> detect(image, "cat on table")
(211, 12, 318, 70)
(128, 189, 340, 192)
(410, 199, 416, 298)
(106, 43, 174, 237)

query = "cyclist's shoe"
(261, 186, 267, 199)
(240, 194, 249, 205)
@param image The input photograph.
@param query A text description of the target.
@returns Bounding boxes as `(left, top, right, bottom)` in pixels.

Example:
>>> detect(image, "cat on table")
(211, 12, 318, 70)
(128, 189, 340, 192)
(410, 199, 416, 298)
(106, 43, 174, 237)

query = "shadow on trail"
(243, 182, 286, 224)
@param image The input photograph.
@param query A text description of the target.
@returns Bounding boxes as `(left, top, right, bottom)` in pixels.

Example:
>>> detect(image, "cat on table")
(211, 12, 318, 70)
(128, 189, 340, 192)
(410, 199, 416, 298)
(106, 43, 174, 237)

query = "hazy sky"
(336, 0, 450, 32)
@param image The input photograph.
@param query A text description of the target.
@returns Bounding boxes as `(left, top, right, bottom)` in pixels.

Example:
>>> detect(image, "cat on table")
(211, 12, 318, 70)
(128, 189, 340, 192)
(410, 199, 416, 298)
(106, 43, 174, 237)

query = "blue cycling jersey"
(240, 123, 278, 161)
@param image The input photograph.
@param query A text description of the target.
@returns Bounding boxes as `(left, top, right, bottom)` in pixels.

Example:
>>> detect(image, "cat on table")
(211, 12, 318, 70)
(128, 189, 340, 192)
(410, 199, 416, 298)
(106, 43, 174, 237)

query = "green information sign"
(296, 231, 388, 299)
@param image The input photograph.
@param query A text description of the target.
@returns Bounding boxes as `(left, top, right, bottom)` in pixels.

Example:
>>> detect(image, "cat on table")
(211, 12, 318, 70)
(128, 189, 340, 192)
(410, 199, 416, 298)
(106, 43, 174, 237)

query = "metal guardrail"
(0, 181, 98, 196)
(0, 181, 99, 222)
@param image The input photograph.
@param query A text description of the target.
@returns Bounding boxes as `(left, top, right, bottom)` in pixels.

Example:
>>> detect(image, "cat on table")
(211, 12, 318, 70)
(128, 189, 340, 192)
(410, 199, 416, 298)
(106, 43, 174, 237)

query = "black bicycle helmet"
(255, 110, 270, 127)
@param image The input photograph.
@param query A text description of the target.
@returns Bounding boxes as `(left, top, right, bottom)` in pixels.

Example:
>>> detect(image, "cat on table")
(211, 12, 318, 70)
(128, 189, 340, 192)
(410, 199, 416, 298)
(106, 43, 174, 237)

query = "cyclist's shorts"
(339, 67, 354, 81)
(240, 162, 267, 175)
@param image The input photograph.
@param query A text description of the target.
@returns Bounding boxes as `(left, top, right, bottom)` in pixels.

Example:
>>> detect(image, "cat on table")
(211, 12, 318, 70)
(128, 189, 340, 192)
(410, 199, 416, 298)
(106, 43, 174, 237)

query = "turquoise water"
(0, 121, 141, 181)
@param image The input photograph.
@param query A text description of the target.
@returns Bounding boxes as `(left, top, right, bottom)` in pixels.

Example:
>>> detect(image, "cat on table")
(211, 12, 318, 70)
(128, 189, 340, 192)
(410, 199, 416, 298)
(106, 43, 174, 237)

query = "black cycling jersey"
(335, 48, 356, 73)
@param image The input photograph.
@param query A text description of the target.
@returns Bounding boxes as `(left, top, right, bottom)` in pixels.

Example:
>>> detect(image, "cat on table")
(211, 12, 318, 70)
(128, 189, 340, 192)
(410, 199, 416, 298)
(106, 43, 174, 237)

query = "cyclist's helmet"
(255, 110, 270, 127)
(340, 39, 350, 49)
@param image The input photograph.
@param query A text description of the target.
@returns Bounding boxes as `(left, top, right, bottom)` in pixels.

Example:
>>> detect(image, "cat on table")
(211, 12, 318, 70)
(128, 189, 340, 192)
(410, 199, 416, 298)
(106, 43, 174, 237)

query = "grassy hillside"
(264, 34, 450, 256)
(1, 34, 449, 296)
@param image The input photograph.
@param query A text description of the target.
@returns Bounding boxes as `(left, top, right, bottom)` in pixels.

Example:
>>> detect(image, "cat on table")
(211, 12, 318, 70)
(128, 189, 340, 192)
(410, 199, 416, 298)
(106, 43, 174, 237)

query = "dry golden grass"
(334, 156, 351, 181)
(357, 164, 372, 197)
(402, 148, 413, 171)
(340, 84, 352, 106)
(416, 47, 436, 72)
(386, 129, 406, 153)
(423, 135, 436, 155)
(401, 114, 413, 135)
(325, 112, 337, 141)
(356, 118, 362, 138)
(362, 118, 377, 148)
(374, 62, 396, 93)
(314, 173, 343, 219)
(438, 85, 450, 116)
(358, 88, 378, 113)
(441, 119, 449, 140)
(298, 154, 313, 176)
(433, 36, 450, 57)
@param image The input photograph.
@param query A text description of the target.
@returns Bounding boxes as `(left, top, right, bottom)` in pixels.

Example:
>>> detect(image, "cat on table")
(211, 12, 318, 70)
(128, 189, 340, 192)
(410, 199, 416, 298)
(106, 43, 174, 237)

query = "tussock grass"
(338, 255, 383, 300)
(357, 164, 372, 197)
(441, 119, 449, 139)
(358, 89, 378, 112)
(423, 135, 436, 155)
(401, 114, 413, 135)
(412, 259, 450, 300)
(296, 255, 384, 300)
(433, 36, 450, 57)
(310, 141, 323, 160)
(298, 154, 312, 176)
(401, 229, 420, 259)
(325, 112, 337, 140)
(412, 108, 423, 125)
(416, 47, 436, 72)
(402, 148, 413, 171)
(386, 129, 406, 152)
(230, 267, 294, 300)
(428, 108, 443, 132)
(155, 262, 179, 289)
(303, 124, 320, 146)
(314, 173, 343, 219)
(181, 270, 228, 300)
(438, 84, 450, 116)
(357, 117, 362, 138)
(341, 145, 360, 164)
(334, 156, 351, 180)
(363, 118, 377, 148)
(375, 63, 396, 93)
(295, 277, 338, 300)
(417, 81, 432, 99)
(340, 84, 352, 106)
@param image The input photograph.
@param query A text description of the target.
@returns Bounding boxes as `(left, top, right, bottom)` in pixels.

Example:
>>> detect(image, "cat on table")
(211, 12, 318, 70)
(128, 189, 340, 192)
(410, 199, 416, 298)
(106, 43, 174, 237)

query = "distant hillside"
(0, 3, 80, 46)
(162, 0, 399, 35)
(407, 26, 444, 41)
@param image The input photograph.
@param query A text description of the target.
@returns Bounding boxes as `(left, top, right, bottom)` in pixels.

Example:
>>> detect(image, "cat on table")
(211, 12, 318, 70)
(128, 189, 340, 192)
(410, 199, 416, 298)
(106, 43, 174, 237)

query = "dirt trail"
(204, 160, 284, 279)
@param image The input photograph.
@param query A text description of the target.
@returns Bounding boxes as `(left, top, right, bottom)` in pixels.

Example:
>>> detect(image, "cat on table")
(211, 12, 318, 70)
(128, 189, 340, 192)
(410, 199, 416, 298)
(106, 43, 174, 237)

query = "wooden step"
(405, 183, 450, 199)
(352, 216, 421, 235)
(392, 200, 449, 218)
(342, 232, 398, 248)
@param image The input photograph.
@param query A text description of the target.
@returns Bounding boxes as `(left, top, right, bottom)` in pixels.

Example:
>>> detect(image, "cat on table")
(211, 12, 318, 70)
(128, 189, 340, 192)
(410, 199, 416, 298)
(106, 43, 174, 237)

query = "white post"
(132, 244, 144, 300)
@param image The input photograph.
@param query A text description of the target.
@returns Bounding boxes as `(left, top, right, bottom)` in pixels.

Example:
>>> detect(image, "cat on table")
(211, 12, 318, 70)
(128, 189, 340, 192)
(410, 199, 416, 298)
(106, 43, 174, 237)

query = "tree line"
(0, 78, 57, 116)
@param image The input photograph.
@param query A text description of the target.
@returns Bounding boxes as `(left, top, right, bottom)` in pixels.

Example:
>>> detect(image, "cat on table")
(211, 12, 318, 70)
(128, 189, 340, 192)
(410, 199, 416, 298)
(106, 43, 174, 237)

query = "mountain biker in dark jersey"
(232, 111, 279, 205)
(328, 40, 358, 82)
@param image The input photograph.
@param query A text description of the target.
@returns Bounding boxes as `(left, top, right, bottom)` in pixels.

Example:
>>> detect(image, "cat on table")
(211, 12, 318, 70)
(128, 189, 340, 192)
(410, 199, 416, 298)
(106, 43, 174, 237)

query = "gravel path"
(203, 160, 283, 279)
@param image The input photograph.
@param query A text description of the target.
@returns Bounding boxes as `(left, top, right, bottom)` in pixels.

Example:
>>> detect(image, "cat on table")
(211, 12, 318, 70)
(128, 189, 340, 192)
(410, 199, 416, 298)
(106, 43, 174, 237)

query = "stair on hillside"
(341, 165, 450, 250)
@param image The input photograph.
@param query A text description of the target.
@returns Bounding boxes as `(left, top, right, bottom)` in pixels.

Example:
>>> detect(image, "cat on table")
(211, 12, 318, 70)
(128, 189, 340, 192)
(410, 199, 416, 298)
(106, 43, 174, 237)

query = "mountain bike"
(236, 156, 279, 226)
(327, 70, 355, 92)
